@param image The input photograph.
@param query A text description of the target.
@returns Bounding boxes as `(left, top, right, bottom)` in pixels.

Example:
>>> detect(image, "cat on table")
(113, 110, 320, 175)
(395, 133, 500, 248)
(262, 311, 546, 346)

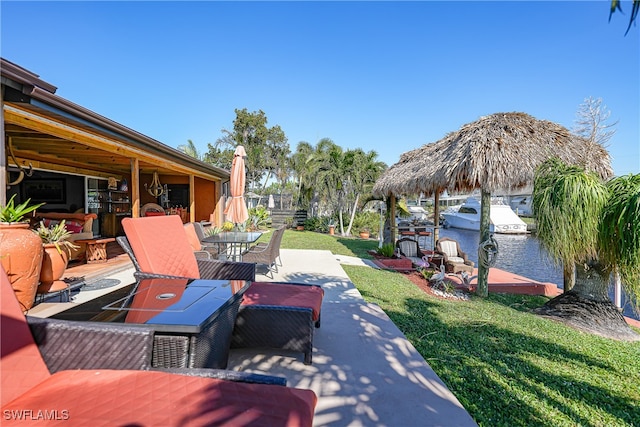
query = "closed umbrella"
(224, 146, 249, 224)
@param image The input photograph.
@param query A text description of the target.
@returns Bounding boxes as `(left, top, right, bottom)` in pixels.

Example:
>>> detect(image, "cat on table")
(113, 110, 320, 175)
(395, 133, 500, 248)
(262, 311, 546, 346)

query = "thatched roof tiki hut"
(373, 112, 613, 297)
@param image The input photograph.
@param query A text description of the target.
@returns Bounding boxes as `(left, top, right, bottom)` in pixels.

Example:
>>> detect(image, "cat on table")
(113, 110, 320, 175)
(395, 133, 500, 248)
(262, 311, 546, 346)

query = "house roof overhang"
(2, 57, 229, 181)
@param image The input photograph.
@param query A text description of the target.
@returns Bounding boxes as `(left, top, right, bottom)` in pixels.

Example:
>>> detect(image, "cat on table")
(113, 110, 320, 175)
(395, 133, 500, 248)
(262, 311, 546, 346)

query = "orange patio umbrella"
(224, 145, 249, 224)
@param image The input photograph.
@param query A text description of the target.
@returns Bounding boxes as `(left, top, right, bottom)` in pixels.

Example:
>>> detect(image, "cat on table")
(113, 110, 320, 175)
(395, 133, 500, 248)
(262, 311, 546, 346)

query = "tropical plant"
(176, 139, 203, 160)
(0, 195, 43, 223)
(222, 221, 234, 231)
(352, 211, 380, 237)
(291, 141, 315, 210)
(205, 226, 223, 236)
(247, 205, 270, 230)
(34, 220, 79, 255)
(532, 157, 640, 339)
(376, 243, 396, 258)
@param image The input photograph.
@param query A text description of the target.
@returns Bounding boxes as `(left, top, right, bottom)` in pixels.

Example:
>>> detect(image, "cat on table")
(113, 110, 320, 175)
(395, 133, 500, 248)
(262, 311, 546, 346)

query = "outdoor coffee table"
(74, 237, 116, 263)
(202, 231, 263, 261)
(51, 277, 249, 369)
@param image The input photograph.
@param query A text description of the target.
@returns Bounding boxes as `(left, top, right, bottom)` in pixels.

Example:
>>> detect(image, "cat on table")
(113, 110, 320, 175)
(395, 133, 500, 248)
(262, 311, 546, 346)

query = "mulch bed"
(401, 270, 470, 301)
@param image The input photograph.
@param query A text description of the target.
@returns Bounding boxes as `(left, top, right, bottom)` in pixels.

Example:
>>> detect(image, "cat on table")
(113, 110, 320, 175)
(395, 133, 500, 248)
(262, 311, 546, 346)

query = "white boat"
(441, 197, 528, 234)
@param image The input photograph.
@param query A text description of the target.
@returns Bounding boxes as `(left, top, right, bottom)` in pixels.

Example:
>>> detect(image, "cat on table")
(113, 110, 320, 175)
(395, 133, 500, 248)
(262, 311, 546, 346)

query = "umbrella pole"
(477, 189, 491, 297)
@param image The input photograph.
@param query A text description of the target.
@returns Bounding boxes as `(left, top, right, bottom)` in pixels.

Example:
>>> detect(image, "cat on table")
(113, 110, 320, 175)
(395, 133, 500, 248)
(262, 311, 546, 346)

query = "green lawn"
(274, 228, 640, 427)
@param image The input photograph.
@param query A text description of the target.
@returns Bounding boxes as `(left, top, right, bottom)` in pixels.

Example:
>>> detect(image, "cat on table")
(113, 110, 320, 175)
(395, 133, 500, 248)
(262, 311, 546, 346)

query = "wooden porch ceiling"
(4, 102, 224, 180)
(6, 123, 144, 177)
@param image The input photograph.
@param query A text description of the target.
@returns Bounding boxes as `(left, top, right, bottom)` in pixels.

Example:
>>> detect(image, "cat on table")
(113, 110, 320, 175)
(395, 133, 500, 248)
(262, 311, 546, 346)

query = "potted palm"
(0, 195, 45, 311)
(34, 220, 79, 294)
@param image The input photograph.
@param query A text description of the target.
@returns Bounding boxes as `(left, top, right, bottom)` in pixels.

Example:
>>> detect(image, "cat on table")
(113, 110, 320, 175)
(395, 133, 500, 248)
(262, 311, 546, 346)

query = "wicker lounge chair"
(436, 237, 475, 273)
(396, 237, 430, 268)
(118, 215, 324, 364)
(1, 266, 317, 426)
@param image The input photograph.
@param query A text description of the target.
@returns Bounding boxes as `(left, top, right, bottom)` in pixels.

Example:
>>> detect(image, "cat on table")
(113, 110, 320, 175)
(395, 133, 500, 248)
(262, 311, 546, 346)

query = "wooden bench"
(74, 238, 116, 263)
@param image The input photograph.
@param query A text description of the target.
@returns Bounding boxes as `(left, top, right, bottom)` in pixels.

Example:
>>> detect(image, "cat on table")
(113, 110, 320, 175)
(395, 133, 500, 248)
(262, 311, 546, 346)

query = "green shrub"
(247, 205, 269, 230)
(352, 211, 380, 237)
(376, 243, 396, 257)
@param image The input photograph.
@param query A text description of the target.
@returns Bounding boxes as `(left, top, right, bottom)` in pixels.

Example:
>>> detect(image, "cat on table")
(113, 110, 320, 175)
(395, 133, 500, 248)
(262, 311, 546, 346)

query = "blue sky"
(2, 1, 638, 176)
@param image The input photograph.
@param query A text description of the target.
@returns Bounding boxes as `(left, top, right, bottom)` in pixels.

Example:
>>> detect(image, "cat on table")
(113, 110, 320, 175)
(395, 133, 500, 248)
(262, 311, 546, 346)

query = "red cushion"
(245, 282, 324, 322)
(42, 218, 59, 228)
(2, 370, 317, 426)
(121, 216, 201, 279)
(144, 211, 165, 217)
(1, 267, 52, 407)
(65, 221, 84, 234)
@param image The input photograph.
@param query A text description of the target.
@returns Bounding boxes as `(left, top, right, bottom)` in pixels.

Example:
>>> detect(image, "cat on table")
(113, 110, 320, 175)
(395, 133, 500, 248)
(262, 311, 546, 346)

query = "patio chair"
(435, 237, 475, 273)
(250, 225, 286, 268)
(396, 237, 430, 268)
(183, 222, 219, 259)
(1, 266, 317, 426)
(118, 215, 324, 364)
(140, 202, 166, 217)
(241, 226, 286, 277)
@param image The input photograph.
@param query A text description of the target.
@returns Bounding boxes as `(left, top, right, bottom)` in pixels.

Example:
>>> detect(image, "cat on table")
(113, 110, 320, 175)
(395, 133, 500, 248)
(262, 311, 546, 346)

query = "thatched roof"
(373, 112, 613, 197)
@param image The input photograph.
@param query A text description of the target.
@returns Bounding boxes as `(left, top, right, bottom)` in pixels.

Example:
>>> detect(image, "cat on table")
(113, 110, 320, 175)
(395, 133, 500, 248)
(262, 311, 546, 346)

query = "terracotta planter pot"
(38, 244, 70, 294)
(329, 226, 335, 235)
(0, 222, 44, 311)
(296, 226, 304, 231)
(359, 231, 370, 239)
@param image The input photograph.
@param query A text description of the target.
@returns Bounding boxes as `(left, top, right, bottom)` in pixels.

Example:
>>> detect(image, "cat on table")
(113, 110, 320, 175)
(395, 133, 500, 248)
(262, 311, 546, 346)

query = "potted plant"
(327, 219, 336, 236)
(0, 195, 45, 311)
(34, 220, 79, 294)
(358, 228, 370, 239)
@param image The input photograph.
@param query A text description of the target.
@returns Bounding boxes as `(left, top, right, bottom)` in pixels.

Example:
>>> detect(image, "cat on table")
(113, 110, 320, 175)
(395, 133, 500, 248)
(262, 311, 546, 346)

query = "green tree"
(208, 109, 288, 198)
(203, 143, 234, 170)
(533, 158, 639, 340)
(177, 139, 203, 160)
(290, 141, 316, 210)
(306, 139, 385, 236)
(342, 148, 386, 236)
(312, 139, 347, 232)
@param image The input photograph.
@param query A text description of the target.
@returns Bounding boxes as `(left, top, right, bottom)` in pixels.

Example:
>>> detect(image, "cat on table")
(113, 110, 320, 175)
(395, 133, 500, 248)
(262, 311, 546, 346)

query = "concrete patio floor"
(29, 247, 477, 426)
(227, 249, 477, 427)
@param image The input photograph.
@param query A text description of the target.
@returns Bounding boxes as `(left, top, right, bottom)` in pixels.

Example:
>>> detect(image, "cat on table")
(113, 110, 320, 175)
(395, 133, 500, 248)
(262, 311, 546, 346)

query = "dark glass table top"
(52, 278, 249, 333)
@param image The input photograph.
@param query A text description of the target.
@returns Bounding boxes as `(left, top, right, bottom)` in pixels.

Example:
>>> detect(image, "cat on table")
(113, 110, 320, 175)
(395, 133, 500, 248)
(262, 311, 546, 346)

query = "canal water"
(436, 227, 639, 321)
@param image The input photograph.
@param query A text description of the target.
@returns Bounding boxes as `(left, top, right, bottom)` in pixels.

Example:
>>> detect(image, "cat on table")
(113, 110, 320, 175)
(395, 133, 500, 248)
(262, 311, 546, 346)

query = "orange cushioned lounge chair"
(118, 215, 324, 365)
(0, 266, 317, 427)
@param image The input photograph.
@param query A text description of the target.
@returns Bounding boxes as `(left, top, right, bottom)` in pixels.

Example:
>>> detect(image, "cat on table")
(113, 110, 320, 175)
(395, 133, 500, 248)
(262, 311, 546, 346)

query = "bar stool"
(417, 230, 432, 250)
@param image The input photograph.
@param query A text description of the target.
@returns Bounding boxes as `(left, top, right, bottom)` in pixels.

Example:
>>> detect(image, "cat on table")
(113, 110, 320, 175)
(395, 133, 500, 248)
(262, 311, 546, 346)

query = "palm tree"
(291, 141, 315, 210)
(532, 158, 639, 340)
(177, 139, 202, 160)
